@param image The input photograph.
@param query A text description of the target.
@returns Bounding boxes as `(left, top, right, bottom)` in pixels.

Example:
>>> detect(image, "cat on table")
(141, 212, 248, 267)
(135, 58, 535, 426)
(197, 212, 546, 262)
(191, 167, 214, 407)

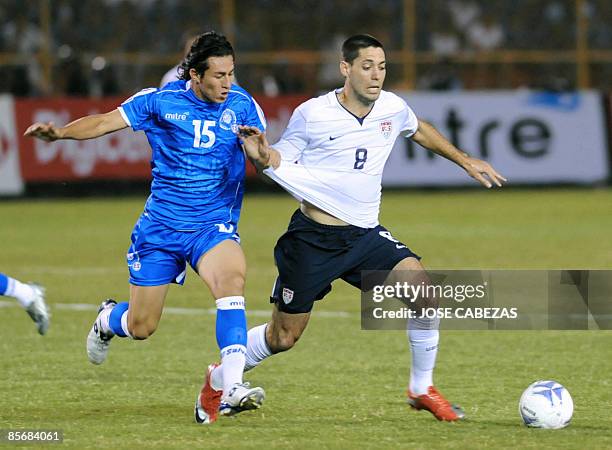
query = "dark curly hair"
(178, 31, 234, 80)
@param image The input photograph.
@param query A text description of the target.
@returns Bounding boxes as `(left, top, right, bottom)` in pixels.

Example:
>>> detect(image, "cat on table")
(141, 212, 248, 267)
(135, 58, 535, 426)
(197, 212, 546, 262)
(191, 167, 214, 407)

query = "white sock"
(99, 307, 113, 333)
(244, 324, 272, 371)
(220, 344, 246, 393)
(120, 309, 132, 338)
(210, 364, 224, 391)
(408, 317, 439, 395)
(211, 323, 272, 391)
(5, 278, 36, 308)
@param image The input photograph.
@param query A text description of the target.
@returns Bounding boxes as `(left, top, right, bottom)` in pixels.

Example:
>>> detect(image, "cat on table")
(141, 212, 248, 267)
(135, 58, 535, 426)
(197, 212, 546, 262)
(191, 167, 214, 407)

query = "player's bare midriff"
(300, 201, 349, 226)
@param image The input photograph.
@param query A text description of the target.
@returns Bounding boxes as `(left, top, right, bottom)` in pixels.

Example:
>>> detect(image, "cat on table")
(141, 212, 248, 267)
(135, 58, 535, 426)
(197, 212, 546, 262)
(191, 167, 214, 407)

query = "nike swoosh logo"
(329, 135, 342, 140)
(396, 244, 407, 249)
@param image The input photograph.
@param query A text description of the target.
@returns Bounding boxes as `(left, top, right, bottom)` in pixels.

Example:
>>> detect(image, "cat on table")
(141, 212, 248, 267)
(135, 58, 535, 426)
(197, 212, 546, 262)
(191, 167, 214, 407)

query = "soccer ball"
(519, 380, 573, 429)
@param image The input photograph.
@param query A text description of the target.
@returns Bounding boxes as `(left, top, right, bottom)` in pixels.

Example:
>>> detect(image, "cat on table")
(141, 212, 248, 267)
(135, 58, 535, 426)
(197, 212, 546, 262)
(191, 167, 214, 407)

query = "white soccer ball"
(519, 380, 573, 429)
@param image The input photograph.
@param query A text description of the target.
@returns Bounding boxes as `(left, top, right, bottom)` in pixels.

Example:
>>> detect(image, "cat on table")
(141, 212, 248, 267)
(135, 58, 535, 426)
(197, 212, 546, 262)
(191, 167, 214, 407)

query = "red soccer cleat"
(407, 386, 466, 421)
(194, 363, 223, 424)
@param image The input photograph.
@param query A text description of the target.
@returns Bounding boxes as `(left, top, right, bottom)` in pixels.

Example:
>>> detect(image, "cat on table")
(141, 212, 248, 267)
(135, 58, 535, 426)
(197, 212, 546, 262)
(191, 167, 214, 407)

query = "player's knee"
(128, 317, 158, 340)
(209, 272, 245, 298)
(268, 327, 301, 353)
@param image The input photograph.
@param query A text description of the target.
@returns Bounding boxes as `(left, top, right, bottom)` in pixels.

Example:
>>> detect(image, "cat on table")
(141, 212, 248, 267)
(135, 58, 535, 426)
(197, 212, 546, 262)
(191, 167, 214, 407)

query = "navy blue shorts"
(270, 209, 420, 314)
(127, 213, 240, 286)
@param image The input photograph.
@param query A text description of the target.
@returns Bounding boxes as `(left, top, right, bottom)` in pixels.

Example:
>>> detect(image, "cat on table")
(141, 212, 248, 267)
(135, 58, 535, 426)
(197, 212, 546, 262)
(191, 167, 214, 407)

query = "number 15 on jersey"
(193, 120, 216, 148)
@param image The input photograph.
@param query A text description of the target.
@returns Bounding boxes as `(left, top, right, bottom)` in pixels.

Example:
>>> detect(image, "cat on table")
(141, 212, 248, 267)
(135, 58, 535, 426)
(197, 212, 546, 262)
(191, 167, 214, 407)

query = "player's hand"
(462, 157, 507, 188)
(24, 122, 63, 142)
(237, 125, 279, 169)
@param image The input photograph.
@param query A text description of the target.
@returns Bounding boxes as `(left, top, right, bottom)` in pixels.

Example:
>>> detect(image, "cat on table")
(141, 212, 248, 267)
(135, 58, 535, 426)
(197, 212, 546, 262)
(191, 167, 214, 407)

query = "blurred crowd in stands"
(0, 0, 611, 97)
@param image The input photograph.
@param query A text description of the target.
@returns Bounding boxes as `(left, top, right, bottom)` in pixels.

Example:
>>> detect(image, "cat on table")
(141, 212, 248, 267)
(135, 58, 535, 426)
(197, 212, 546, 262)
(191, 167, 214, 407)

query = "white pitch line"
(0, 300, 355, 319)
(6, 265, 279, 276)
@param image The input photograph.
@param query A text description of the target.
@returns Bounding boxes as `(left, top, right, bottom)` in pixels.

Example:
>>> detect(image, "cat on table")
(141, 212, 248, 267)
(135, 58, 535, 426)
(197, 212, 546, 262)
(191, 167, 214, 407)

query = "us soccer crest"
(220, 108, 237, 132)
(379, 120, 392, 139)
(282, 287, 294, 304)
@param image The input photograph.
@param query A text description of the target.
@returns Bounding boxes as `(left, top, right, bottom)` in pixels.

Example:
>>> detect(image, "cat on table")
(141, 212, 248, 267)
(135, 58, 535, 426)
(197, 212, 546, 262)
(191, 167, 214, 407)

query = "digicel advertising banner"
(14, 95, 308, 183)
(15, 98, 151, 181)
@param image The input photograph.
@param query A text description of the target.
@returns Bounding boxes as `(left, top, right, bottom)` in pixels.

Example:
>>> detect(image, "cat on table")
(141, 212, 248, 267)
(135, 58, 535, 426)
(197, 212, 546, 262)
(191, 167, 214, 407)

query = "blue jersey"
(119, 81, 266, 231)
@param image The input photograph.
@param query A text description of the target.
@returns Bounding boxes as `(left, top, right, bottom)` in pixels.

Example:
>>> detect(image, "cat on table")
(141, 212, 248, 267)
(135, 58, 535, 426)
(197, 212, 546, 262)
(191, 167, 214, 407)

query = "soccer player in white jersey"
(0, 272, 49, 335)
(222, 34, 506, 422)
(25, 32, 266, 424)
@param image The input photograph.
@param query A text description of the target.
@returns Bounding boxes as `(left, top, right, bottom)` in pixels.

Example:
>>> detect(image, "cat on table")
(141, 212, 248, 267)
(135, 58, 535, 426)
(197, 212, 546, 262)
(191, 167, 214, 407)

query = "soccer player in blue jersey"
(25, 31, 265, 424)
(0, 272, 49, 335)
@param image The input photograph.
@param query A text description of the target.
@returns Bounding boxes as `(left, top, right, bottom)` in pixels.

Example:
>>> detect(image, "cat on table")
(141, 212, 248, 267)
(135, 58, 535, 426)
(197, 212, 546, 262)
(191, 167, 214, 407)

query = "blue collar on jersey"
(334, 88, 375, 125)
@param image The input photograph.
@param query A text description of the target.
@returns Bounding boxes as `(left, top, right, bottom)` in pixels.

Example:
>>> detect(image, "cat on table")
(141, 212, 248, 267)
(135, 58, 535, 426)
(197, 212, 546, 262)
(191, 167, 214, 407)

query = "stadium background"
(1, 1, 611, 449)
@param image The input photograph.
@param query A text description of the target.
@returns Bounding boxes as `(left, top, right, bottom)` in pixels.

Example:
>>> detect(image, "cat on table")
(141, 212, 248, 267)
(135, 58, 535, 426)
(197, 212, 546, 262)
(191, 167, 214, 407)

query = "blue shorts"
(127, 213, 240, 286)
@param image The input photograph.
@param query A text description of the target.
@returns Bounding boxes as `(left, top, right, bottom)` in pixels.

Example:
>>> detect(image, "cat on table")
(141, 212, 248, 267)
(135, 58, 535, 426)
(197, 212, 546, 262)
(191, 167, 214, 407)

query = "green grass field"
(1, 189, 611, 449)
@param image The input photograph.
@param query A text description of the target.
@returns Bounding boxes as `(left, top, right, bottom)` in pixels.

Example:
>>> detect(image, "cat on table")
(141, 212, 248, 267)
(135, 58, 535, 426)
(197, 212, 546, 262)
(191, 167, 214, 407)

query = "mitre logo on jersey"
(282, 287, 294, 304)
(380, 120, 392, 139)
(220, 108, 237, 131)
(164, 111, 189, 121)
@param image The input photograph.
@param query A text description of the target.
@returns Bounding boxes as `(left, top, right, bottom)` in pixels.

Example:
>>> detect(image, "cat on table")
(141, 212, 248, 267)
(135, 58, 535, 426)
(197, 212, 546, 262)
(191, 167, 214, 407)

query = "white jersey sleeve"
(160, 65, 180, 88)
(399, 98, 419, 138)
(271, 106, 309, 162)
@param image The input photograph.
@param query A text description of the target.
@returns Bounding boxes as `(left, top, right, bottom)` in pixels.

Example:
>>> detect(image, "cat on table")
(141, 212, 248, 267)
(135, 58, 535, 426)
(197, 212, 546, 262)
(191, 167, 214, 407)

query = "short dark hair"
(342, 34, 384, 64)
(179, 31, 234, 80)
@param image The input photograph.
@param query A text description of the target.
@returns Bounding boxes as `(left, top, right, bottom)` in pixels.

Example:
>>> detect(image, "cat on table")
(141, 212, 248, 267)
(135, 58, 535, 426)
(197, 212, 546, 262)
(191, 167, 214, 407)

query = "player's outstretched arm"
(24, 109, 128, 142)
(411, 119, 507, 188)
(237, 125, 281, 171)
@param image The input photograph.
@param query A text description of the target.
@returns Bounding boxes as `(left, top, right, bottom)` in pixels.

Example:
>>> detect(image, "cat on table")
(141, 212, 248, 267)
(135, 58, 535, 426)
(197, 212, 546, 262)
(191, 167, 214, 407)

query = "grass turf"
(1, 189, 611, 449)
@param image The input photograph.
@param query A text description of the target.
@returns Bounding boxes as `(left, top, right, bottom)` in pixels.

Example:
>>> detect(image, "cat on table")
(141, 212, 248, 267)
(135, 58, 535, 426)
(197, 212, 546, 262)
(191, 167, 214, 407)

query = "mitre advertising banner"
(384, 91, 609, 186)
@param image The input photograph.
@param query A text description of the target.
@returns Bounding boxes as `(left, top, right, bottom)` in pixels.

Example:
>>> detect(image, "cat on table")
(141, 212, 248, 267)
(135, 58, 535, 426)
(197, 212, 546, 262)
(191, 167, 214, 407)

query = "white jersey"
(264, 89, 418, 228)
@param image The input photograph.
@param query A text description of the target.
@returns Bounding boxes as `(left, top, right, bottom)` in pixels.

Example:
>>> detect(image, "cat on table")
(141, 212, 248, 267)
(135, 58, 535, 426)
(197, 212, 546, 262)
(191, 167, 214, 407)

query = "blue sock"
(0, 273, 8, 295)
(216, 307, 247, 349)
(108, 302, 130, 337)
(216, 296, 247, 391)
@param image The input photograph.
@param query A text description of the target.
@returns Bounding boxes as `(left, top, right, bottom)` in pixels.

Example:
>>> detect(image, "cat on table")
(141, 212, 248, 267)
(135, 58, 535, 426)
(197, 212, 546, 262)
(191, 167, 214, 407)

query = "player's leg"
(203, 302, 311, 423)
(203, 301, 310, 422)
(389, 258, 439, 390)
(197, 239, 248, 392)
(87, 213, 183, 364)
(345, 226, 464, 421)
(238, 301, 312, 374)
(392, 257, 465, 421)
(265, 301, 312, 354)
(0, 272, 49, 335)
(210, 287, 313, 383)
(387, 257, 438, 395)
(196, 239, 264, 420)
(201, 211, 336, 422)
(236, 210, 339, 373)
(86, 284, 169, 365)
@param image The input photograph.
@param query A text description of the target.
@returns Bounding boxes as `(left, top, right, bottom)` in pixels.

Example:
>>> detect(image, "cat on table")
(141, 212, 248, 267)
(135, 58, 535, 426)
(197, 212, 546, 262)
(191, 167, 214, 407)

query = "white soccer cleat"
(86, 299, 116, 365)
(25, 284, 50, 335)
(218, 382, 265, 417)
